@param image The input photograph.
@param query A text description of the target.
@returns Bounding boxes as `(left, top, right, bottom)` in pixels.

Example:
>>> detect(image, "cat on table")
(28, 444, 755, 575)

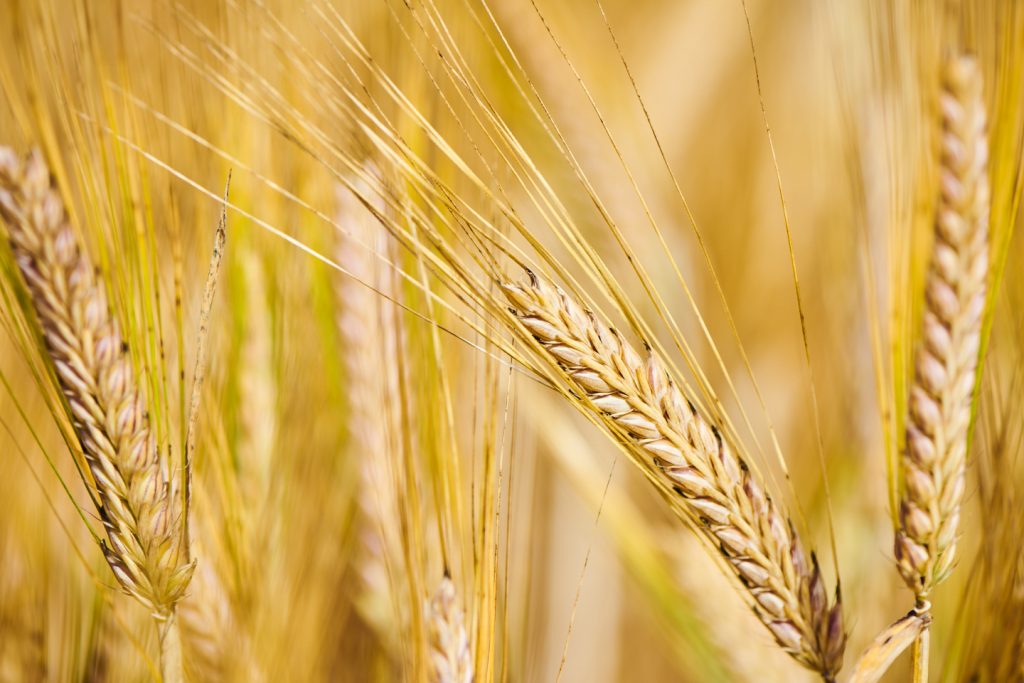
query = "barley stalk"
(502, 274, 845, 679)
(428, 575, 473, 683)
(848, 610, 931, 683)
(894, 55, 989, 600)
(158, 614, 184, 682)
(0, 148, 193, 679)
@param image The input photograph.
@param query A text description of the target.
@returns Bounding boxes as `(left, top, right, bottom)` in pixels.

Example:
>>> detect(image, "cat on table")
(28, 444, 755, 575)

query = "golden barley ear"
(0, 147, 194, 616)
(502, 276, 845, 679)
(895, 54, 989, 600)
(334, 172, 409, 648)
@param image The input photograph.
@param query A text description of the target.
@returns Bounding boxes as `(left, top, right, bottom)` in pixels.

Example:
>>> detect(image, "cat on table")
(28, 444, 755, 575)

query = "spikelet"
(502, 274, 845, 679)
(427, 576, 473, 683)
(894, 55, 989, 599)
(0, 148, 194, 616)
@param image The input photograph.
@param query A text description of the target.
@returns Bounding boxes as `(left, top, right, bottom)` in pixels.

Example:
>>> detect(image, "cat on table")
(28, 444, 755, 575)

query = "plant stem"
(159, 612, 184, 683)
(912, 626, 929, 683)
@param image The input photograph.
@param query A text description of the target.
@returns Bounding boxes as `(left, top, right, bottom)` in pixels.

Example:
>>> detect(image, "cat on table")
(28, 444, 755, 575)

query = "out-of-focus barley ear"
(0, 147, 193, 682)
(428, 575, 473, 683)
(0, 552, 46, 682)
(177, 551, 234, 681)
(501, 274, 846, 680)
(236, 247, 279, 583)
(894, 54, 989, 600)
(952, 377, 1024, 681)
(334, 171, 408, 650)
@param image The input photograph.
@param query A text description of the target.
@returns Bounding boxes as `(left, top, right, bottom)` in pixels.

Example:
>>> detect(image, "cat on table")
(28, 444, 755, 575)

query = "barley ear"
(0, 148, 195, 616)
(334, 175, 408, 647)
(895, 55, 989, 600)
(501, 275, 845, 679)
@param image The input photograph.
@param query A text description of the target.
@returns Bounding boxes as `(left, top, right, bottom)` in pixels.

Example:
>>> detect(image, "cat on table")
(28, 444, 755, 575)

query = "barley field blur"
(0, 1, 1022, 681)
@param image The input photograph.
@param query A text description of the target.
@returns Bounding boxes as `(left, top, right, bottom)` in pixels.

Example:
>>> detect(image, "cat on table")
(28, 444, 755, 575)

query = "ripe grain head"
(894, 55, 989, 600)
(0, 147, 194, 617)
(502, 274, 845, 679)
